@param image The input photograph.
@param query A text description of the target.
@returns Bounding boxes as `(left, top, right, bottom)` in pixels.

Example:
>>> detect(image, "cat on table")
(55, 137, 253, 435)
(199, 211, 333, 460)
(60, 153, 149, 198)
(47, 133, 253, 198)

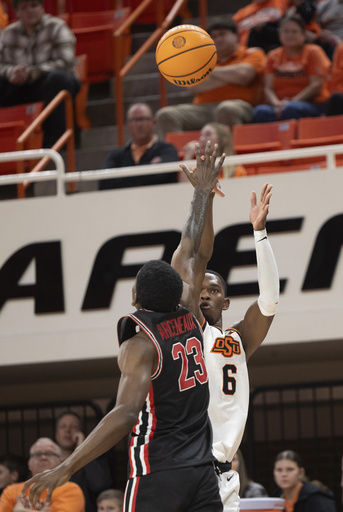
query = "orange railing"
(15, 90, 75, 198)
(113, 0, 208, 146)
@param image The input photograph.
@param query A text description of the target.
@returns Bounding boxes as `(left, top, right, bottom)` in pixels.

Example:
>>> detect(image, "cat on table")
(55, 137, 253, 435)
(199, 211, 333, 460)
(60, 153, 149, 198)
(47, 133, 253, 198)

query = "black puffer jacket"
(277, 481, 337, 512)
(293, 481, 337, 512)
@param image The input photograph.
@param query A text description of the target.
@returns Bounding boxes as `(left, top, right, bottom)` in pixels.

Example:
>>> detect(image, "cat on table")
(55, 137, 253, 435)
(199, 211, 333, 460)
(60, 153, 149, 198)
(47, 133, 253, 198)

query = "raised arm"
(22, 334, 156, 507)
(234, 183, 280, 360)
(171, 141, 225, 322)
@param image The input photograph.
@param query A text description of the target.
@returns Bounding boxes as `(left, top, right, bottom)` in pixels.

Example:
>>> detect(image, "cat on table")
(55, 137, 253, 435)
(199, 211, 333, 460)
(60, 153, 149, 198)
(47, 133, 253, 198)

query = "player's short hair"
(206, 269, 228, 296)
(12, 0, 44, 8)
(207, 17, 237, 36)
(136, 260, 183, 312)
(0, 454, 29, 483)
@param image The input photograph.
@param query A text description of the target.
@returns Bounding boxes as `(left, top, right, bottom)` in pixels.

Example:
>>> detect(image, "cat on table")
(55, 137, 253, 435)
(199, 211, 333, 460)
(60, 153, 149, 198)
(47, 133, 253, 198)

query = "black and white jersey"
(117, 306, 214, 477)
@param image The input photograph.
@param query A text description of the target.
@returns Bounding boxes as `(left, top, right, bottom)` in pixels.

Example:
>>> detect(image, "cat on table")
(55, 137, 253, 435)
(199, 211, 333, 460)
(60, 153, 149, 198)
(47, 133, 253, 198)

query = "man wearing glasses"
(100, 102, 179, 190)
(0, 437, 85, 512)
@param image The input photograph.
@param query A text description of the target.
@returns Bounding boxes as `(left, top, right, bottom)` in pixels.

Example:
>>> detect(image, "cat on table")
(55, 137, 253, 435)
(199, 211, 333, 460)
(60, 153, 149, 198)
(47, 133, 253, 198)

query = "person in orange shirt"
(0, 437, 85, 512)
(156, 18, 266, 140)
(327, 42, 343, 115)
(0, 0, 8, 30)
(252, 15, 331, 123)
(233, 0, 288, 49)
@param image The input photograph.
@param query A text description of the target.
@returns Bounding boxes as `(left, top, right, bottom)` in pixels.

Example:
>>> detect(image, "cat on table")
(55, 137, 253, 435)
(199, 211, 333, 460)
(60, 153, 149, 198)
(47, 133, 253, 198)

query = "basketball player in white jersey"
(172, 170, 279, 511)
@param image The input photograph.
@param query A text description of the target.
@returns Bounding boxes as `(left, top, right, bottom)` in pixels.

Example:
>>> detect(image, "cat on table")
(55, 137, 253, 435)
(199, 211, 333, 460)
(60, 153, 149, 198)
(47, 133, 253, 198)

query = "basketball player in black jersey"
(22, 143, 225, 512)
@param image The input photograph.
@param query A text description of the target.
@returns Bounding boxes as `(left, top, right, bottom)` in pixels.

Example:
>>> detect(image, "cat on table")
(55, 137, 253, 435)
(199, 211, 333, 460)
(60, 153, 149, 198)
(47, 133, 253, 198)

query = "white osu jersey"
(203, 321, 250, 463)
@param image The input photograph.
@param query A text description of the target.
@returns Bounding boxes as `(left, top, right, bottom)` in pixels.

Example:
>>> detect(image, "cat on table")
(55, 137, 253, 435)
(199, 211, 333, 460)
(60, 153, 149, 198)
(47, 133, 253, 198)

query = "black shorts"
(123, 463, 222, 512)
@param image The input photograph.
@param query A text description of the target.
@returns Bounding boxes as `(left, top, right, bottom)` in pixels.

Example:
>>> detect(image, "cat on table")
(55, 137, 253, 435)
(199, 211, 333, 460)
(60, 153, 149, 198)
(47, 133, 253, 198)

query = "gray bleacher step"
(74, 146, 113, 173)
(80, 125, 130, 150)
(86, 88, 193, 128)
(125, 51, 158, 76)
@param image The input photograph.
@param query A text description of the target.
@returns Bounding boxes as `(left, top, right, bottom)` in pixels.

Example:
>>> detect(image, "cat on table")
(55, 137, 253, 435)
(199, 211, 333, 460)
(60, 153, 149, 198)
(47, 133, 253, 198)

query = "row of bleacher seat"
(62, 8, 132, 83)
(1, 107, 342, 176)
(0, 53, 89, 176)
(166, 115, 343, 175)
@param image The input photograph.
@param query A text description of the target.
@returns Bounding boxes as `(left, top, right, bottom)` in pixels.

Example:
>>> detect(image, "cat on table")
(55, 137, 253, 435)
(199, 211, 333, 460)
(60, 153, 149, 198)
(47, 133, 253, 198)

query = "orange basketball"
(156, 25, 217, 87)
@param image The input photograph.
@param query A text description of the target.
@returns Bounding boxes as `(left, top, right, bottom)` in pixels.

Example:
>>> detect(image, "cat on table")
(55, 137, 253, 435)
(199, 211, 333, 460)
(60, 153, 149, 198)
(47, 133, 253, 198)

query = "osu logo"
(210, 334, 241, 358)
(172, 36, 186, 48)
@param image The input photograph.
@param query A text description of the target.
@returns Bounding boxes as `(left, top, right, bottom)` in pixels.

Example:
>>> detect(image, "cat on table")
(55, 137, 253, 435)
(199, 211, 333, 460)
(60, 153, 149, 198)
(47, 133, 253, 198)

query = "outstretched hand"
(179, 140, 226, 197)
(20, 465, 70, 510)
(250, 182, 273, 231)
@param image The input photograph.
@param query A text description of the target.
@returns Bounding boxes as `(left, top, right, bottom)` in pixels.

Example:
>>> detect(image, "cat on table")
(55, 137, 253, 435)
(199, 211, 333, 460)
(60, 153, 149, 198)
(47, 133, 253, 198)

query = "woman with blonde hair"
(182, 122, 246, 179)
(232, 449, 268, 498)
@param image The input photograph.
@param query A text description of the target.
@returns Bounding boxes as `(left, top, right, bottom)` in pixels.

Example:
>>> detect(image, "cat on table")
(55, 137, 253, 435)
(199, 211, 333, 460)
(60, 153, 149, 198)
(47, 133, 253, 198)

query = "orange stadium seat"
(233, 120, 298, 169)
(0, 102, 44, 151)
(291, 115, 343, 148)
(233, 119, 298, 154)
(64, 0, 115, 13)
(70, 8, 131, 30)
(165, 130, 201, 160)
(256, 161, 327, 174)
(290, 115, 343, 166)
(0, 121, 25, 175)
(0, 103, 44, 174)
(71, 8, 131, 83)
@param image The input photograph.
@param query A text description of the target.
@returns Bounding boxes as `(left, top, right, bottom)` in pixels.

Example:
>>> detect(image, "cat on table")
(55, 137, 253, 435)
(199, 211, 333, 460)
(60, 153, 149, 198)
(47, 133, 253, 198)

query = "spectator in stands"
(231, 449, 268, 498)
(252, 15, 331, 123)
(0, 1, 8, 31)
(181, 122, 246, 178)
(245, 1, 337, 58)
(155, 18, 266, 140)
(233, 0, 288, 52)
(316, 0, 343, 46)
(0, 455, 28, 496)
(289, 0, 337, 60)
(0, 0, 81, 147)
(326, 42, 343, 114)
(96, 489, 124, 512)
(55, 411, 113, 512)
(272, 449, 337, 511)
(100, 102, 179, 190)
(0, 437, 85, 511)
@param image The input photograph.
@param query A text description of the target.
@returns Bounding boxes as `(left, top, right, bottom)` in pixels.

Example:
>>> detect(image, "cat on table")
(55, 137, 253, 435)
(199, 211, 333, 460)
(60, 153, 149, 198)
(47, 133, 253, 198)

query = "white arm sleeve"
(254, 228, 279, 316)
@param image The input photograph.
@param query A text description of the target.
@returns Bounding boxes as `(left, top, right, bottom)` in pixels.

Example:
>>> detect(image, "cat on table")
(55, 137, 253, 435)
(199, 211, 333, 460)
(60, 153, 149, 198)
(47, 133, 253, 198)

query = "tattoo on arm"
(184, 190, 210, 254)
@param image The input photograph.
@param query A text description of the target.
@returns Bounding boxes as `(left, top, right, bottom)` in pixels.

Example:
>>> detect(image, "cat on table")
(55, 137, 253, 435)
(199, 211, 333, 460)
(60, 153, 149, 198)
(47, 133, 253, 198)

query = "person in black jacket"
(100, 102, 178, 190)
(55, 411, 114, 512)
(273, 450, 337, 512)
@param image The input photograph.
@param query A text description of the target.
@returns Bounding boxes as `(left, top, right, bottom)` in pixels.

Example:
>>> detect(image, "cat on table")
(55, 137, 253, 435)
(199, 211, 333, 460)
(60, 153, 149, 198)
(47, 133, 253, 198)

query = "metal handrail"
(1, 143, 342, 198)
(16, 90, 75, 198)
(0, 149, 65, 196)
(113, 0, 208, 146)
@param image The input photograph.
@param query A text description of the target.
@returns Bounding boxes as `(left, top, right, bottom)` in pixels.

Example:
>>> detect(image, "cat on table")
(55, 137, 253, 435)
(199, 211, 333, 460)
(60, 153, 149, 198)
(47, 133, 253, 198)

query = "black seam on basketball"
(159, 50, 217, 79)
(156, 44, 216, 67)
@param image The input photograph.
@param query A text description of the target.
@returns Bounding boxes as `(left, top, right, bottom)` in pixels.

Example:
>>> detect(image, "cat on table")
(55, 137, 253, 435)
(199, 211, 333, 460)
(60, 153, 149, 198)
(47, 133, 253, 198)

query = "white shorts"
(217, 470, 240, 512)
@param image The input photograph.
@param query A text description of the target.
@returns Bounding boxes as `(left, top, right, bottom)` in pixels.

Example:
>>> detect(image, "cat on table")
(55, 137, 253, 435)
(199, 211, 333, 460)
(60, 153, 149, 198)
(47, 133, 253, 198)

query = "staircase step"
(81, 125, 130, 149)
(74, 146, 113, 173)
(86, 84, 193, 128)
